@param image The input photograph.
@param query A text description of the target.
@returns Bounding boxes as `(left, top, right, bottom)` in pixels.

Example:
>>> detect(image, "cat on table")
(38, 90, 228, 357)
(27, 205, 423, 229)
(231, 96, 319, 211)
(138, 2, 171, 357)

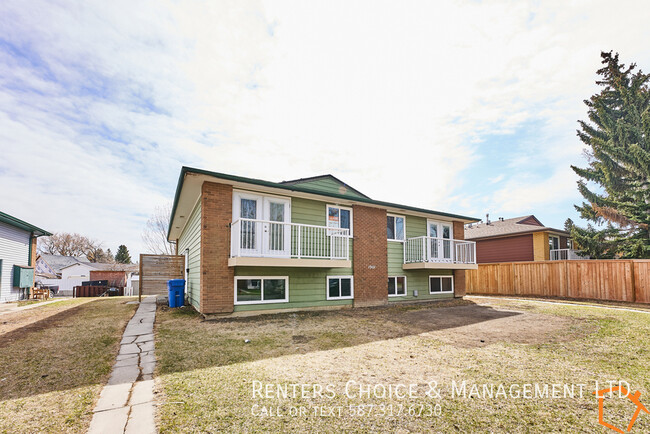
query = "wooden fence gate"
(466, 259, 650, 303)
(139, 254, 185, 300)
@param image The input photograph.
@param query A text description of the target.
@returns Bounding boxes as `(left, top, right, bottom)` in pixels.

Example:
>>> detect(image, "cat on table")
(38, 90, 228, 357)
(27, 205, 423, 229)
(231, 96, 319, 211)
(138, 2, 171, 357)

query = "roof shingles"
(464, 215, 569, 240)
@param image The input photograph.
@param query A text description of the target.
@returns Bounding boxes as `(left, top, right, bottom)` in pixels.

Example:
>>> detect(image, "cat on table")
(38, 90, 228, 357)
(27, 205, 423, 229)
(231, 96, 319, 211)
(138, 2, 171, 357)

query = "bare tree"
(38, 233, 102, 259)
(142, 203, 175, 255)
(87, 246, 112, 263)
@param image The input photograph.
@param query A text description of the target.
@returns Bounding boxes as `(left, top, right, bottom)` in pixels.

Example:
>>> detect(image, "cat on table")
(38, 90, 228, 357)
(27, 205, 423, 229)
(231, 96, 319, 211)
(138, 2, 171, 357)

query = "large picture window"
(388, 276, 406, 296)
(326, 205, 352, 235)
(327, 276, 354, 300)
(235, 277, 289, 304)
(429, 275, 454, 294)
(387, 214, 405, 241)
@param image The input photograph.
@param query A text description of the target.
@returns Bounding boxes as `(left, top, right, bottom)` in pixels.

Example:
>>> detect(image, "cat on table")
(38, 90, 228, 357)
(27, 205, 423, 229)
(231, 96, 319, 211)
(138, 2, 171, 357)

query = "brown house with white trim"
(464, 215, 580, 263)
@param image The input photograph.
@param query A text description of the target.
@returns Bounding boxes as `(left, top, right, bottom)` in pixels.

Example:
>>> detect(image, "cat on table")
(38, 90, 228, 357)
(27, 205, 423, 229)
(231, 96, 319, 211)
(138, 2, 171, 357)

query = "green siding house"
(168, 167, 478, 315)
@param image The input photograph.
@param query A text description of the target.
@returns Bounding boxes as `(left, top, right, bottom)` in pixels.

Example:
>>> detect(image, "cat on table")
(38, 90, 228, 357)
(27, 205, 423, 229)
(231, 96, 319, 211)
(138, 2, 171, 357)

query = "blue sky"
(1, 0, 649, 255)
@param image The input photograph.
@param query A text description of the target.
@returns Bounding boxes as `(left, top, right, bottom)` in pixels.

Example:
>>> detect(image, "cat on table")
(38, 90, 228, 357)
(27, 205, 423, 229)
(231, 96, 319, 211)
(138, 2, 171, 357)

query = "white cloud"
(1, 0, 649, 254)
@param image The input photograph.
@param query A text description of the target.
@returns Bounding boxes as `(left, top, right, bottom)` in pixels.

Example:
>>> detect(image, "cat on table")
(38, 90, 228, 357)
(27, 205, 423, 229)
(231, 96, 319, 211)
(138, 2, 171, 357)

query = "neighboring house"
(127, 272, 139, 295)
(90, 265, 139, 288)
(167, 167, 479, 315)
(464, 215, 582, 263)
(0, 211, 51, 302)
(37, 256, 138, 295)
(36, 253, 82, 278)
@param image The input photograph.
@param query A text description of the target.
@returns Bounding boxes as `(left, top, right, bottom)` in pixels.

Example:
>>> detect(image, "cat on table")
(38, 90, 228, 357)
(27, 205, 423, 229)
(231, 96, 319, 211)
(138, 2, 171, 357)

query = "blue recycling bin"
(167, 279, 185, 308)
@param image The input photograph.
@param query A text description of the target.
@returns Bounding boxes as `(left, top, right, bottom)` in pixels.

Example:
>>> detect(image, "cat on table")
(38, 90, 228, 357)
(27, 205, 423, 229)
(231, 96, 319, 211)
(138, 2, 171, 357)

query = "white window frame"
(549, 235, 560, 251)
(427, 219, 454, 240)
(567, 238, 574, 250)
(388, 276, 407, 297)
(234, 276, 289, 305)
(428, 275, 454, 294)
(387, 214, 406, 242)
(326, 205, 353, 236)
(326, 275, 354, 300)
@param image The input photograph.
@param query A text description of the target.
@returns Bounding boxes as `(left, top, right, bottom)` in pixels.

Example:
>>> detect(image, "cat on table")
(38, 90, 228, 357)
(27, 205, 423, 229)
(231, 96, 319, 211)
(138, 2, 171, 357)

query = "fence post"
(139, 254, 143, 303)
(630, 260, 637, 303)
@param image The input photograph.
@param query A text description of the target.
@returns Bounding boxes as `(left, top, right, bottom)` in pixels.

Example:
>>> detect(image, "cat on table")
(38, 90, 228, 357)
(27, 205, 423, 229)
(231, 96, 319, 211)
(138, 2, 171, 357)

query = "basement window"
(235, 277, 288, 304)
(388, 276, 407, 296)
(429, 275, 454, 294)
(327, 276, 354, 300)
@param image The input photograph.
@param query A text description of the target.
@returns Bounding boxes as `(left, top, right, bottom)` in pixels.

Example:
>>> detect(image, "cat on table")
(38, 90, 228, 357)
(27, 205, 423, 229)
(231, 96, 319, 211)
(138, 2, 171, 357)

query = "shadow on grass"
(0, 302, 87, 348)
(0, 298, 136, 401)
(155, 299, 523, 375)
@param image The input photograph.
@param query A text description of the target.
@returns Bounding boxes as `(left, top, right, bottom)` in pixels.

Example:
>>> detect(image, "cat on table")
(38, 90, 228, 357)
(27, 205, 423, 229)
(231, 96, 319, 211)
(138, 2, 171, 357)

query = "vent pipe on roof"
(499, 217, 504, 221)
(486, 213, 491, 225)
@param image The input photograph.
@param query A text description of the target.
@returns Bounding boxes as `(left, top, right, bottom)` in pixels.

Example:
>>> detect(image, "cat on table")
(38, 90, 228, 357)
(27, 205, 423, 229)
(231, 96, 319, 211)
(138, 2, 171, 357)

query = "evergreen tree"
(570, 51, 650, 258)
(115, 245, 132, 264)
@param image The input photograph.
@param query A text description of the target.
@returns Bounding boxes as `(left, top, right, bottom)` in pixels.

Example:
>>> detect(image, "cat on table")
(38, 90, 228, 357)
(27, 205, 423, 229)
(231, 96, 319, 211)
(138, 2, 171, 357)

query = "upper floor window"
(387, 214, 405, 241)
(327, 205, 352, 235)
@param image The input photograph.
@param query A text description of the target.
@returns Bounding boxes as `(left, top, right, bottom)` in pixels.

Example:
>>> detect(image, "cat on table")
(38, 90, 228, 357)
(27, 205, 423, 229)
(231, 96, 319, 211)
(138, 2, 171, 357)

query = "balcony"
(229, 218, 351, 267)
(403, 236, 478, 270)
(550, 249, 589, 261)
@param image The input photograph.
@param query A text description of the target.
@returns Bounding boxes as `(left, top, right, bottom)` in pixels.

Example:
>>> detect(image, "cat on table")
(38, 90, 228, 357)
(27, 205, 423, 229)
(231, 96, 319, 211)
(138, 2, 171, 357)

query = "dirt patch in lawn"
(156, 299, 585, 374)
(402, 304, 581, 348)
(156, 298, 623, 433)
(256, 304, 585, 387)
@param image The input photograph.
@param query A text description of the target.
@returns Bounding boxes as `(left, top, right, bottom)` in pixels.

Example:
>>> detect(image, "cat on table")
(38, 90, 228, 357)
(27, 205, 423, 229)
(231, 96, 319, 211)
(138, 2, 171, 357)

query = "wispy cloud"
(1, 0, 649, 253)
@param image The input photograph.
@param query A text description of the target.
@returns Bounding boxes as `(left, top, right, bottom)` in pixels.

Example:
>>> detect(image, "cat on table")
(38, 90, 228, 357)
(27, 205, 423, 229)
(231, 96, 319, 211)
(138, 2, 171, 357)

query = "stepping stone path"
(88, 296, 158, 434)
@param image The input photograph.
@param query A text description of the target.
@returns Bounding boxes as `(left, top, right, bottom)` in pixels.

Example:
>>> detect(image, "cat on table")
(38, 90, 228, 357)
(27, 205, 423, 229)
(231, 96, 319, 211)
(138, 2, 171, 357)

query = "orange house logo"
(593, 386, 649, 433)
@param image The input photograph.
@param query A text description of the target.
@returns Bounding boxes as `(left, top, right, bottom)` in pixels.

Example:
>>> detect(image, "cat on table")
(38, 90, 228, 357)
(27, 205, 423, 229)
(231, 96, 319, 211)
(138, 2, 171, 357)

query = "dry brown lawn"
(155, 298, 650, 432)
(0, 297, 137, 433)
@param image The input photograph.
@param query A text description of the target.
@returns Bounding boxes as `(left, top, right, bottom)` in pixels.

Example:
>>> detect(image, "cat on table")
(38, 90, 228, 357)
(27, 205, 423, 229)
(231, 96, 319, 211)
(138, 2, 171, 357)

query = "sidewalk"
(88, 296, 158, 434)
(0, 298, 64, 316)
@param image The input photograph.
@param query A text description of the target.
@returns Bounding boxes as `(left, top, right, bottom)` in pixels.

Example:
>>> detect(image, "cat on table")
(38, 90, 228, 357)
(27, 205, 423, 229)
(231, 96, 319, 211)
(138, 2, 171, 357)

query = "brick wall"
(453, 221, 466, 298)
(352, 205, 388, 307)
(89, 270, 127, 287)
(200, 181, 234, 314)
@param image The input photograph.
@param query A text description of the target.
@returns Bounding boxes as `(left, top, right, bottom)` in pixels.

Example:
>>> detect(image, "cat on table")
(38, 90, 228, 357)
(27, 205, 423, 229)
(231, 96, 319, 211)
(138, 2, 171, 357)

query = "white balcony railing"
(550, 249, 588, 261)
(230, 218, 350, 260)
(404, 236, 476, 265)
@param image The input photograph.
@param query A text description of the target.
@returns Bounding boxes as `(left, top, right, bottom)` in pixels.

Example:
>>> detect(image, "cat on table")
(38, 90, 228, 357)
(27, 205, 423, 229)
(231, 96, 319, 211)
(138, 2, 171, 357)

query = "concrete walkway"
(0, 298, 65, 316)
(88, 296, 158, 434)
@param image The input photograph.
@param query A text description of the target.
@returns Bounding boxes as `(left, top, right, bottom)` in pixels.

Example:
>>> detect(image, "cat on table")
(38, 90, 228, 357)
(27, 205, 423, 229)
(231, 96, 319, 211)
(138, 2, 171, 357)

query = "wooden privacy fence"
(74, 286, 124, 297)
(139, 254, 184, 299)
(466, 260, 650, 304)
